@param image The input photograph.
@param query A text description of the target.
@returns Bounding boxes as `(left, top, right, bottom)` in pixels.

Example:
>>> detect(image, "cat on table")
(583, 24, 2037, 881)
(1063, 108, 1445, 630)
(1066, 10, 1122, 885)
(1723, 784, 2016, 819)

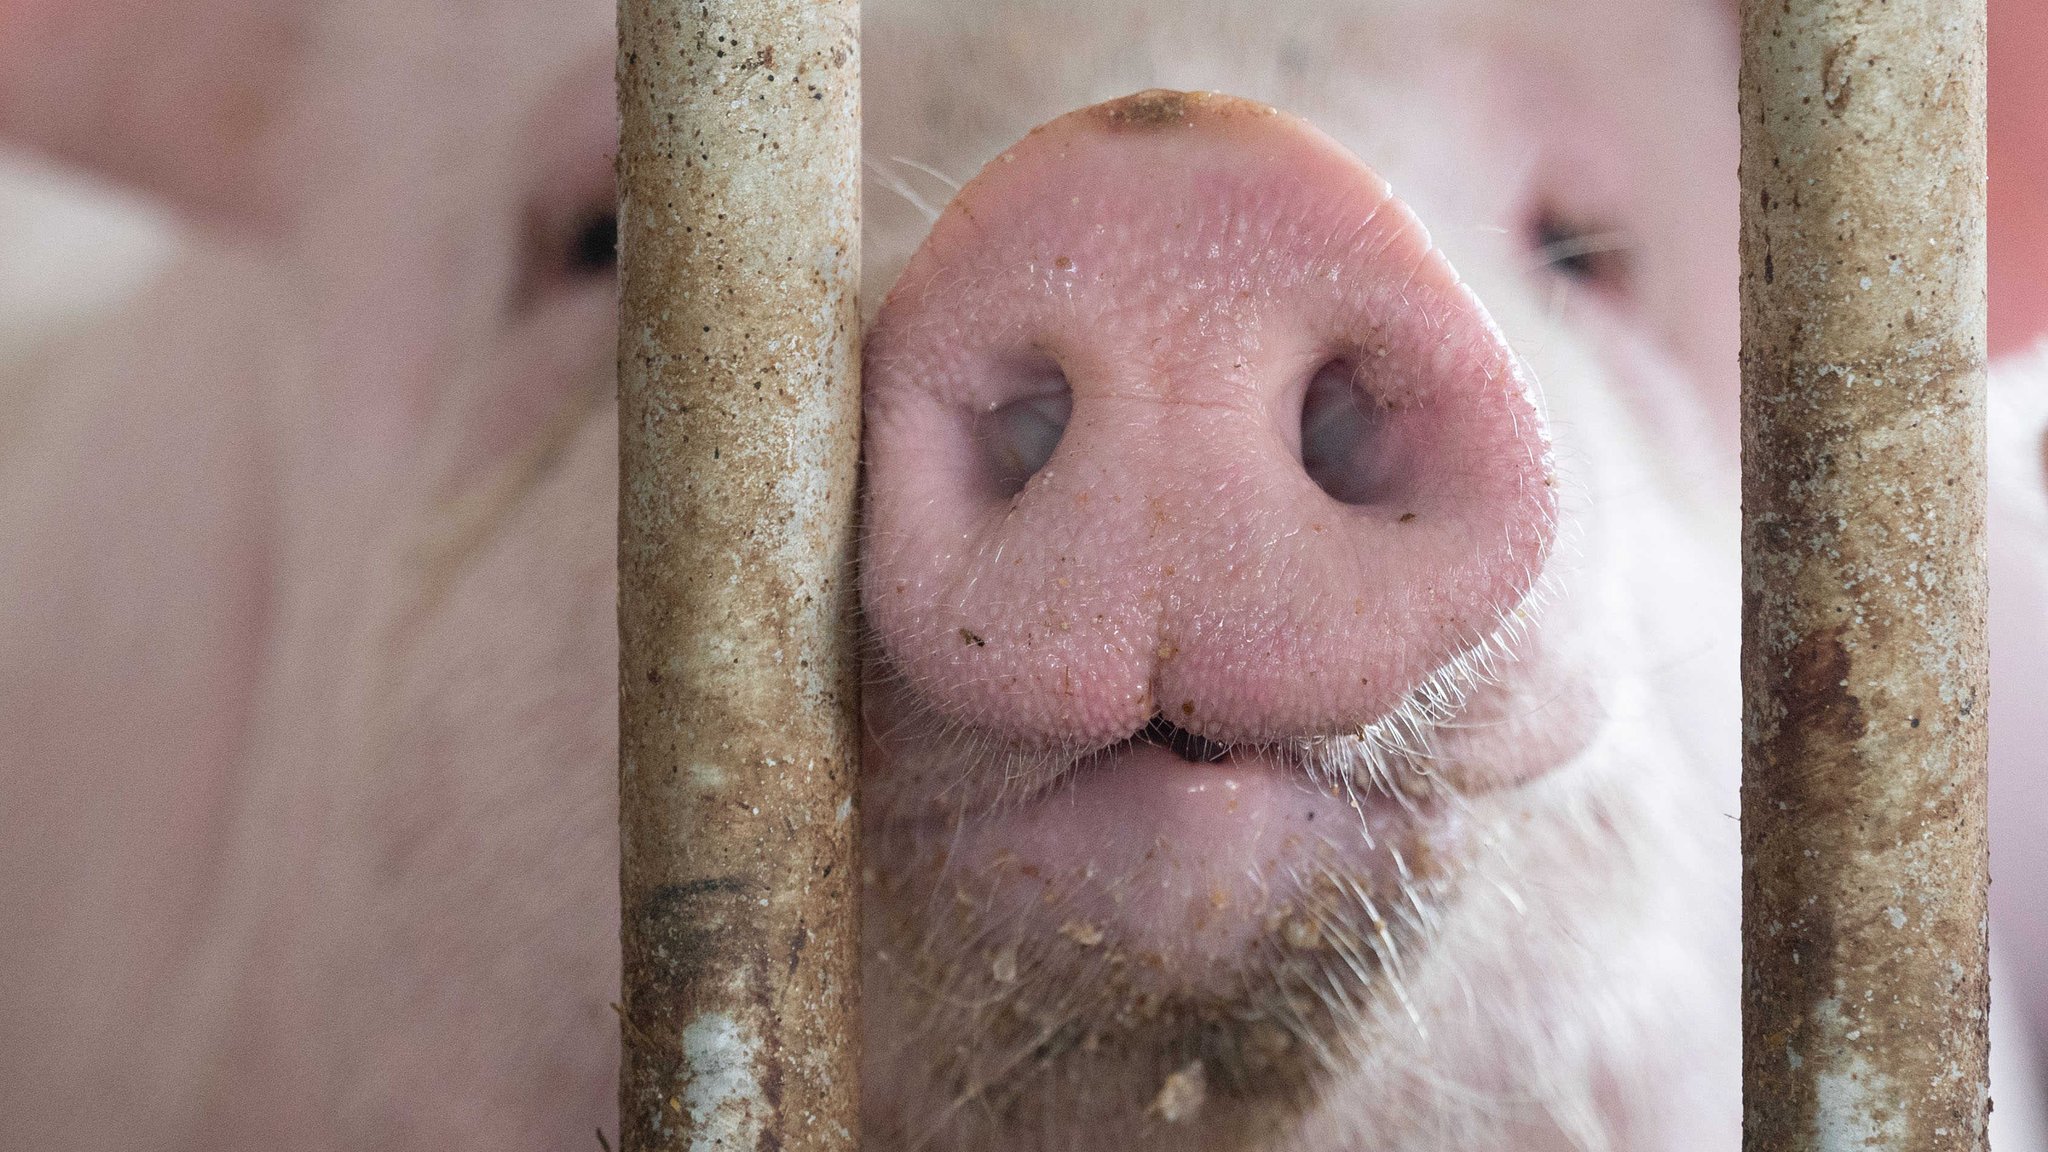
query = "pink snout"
(862, 91, 1556, 749)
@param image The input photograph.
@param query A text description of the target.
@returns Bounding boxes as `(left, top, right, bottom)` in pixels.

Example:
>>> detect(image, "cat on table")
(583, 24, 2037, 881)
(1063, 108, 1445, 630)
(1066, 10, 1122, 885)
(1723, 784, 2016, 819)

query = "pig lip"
(1002, 603, 1558, 814)
(991, 706, 1452, 824)
(872, 735, 1452, 995)
(864, 588, 1578, 830)
(1100, 716, 1417, 802)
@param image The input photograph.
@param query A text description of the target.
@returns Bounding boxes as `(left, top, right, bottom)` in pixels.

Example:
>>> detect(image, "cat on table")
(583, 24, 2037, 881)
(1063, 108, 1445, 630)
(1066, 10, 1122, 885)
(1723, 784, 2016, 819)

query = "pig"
(0, 0, 2044, 1150)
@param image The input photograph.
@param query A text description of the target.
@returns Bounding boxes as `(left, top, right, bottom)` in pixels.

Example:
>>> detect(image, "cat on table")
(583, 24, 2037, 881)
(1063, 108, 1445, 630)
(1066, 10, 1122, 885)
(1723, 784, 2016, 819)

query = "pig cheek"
(359, 406, 620, 1136)
(1427, 611, 1604, 796)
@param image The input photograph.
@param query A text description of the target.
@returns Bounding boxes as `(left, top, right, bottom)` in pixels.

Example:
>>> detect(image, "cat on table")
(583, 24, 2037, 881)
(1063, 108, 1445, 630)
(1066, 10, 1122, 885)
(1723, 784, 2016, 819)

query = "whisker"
(865, 157, 943, 223)
(888, 154, 964, 193)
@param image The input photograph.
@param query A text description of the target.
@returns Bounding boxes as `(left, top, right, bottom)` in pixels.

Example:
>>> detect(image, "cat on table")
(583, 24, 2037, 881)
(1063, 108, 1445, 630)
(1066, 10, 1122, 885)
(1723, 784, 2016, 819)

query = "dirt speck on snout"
(1094, 89, 1198, 128)
(1148, 1059, 1208, 1123)
(1090, 88, 1283, 133)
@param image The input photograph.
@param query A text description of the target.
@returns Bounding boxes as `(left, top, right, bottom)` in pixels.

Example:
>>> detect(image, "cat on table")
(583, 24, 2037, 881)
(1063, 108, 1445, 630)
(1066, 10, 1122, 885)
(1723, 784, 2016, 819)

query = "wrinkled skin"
(1, 0, 2045, 1150)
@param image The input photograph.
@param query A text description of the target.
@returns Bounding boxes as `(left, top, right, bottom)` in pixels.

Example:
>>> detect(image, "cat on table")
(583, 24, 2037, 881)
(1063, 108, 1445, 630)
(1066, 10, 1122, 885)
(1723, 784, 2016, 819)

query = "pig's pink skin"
(1993, 0, 2048, 354)
(0, 4, 624, 1147)
(0, 0, 2045, 1148)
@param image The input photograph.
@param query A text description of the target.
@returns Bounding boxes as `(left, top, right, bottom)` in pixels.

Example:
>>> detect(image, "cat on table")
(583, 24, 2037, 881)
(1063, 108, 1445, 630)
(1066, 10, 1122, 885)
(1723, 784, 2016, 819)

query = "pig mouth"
(866, 584, 1560, 823)
(1126, 714, 1237, 764)
(860, 594, 1596, 1139)
(862, 585, 1577, 954)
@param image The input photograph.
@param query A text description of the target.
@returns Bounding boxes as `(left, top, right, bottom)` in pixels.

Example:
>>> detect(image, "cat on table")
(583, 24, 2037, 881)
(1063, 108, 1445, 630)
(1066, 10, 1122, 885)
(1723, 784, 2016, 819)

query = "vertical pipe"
(1740, 2, 1989, 1149)
(616, 1, 861, 1149)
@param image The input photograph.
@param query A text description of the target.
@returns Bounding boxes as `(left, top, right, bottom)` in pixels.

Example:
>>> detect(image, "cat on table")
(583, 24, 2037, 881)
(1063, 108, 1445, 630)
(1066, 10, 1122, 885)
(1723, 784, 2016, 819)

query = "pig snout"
(862, 91, 1558, 750)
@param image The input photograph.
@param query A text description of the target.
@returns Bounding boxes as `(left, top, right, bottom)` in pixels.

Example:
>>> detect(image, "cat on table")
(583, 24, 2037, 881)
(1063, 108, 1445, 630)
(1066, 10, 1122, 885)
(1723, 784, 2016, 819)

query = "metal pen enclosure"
(1740, 2, 1990, 1149)
(615, 1, 1995, 1148)
(617, 2, 863, 1149)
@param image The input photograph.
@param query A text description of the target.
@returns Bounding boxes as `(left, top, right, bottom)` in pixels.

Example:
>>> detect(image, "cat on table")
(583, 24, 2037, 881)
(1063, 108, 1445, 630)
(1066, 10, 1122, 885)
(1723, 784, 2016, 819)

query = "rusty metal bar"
(616, 0, 862, 1148)
(1740, 1, 1989, 1149)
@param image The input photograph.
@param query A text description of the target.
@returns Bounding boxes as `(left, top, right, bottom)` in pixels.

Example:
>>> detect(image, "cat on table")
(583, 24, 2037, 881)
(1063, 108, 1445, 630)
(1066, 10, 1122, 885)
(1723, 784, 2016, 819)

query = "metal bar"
(616, 0, 862, 1148)
(1740, 1, 1989, 1148)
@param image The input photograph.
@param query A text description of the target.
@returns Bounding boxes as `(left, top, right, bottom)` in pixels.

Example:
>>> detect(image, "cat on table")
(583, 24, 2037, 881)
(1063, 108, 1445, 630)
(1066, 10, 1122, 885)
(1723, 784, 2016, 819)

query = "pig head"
(2, 0, 2047, 1150)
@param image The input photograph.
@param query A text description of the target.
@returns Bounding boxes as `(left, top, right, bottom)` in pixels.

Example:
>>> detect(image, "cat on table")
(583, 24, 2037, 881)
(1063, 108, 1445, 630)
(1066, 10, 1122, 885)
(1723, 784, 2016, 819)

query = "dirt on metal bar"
(1740, 1, 1989, 1149)
(615, 0, 862, 1149)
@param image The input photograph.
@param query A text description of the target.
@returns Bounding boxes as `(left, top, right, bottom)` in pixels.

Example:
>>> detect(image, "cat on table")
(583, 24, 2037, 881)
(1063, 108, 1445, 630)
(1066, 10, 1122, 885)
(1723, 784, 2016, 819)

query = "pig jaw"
(856, 93, 1618, 1148)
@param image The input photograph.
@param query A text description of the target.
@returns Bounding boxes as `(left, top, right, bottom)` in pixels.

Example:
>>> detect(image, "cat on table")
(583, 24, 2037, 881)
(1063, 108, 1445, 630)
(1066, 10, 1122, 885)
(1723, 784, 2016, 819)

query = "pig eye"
(1299, 360, 1396, 505)
(975, 371, 1072, 498)
(1527, 207, 1631, 295)
(513, 65, 619, 306)
(564, 210, 618, 275)
(517, 200, 618, 306)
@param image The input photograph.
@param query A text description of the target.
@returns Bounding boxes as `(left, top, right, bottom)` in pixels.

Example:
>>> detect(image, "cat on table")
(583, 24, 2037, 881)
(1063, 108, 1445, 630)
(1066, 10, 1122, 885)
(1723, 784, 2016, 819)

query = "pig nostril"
(1299, 359, 1396, 505)
(974, 368, 1073, 498)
